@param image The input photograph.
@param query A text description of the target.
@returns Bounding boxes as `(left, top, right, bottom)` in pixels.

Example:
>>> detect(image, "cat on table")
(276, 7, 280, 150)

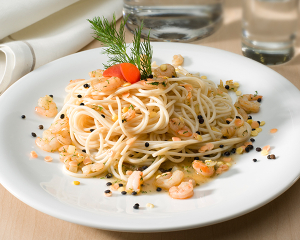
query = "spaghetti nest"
(54, 66, 252, 181)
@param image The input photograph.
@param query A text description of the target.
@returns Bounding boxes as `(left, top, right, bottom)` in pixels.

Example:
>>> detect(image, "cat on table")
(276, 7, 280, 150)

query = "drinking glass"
(242, 0, 299, 65)
(123, 0, 224, 42)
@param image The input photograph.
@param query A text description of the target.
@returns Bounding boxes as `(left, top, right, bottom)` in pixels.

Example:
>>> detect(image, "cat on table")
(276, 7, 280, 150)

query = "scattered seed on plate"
(256, 147, 262, 152)
(146, 203, 154, 209)
(44, 156, 53, 162)
(49, 95, 53, 98)
(39, 125, 44, 129)
(131, 191, 137, 195)
(156, 187, 162, 192)
(21, 115, 26, 119)
(73, 181, 80, 185)
(270, 128, 278, 134)
(253, 159, 257, 162)
(106, 182, 112, 186)
(133, 203, 139, 209)
(270, 154, 276, 159)
(31, 132, 37, 137)
(30, 151, 38, 158)
(121, 191, 127, 195)
(104, 190, 112, 197)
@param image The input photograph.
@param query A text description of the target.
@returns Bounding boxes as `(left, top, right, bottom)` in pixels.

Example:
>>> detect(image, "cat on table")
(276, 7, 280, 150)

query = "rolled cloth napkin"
(0, 0, 123, 94)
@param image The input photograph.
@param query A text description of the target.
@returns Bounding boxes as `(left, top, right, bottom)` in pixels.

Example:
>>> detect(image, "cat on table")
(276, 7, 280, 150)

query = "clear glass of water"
(242, 0, 299, 65)
(123, 0, 224, 42)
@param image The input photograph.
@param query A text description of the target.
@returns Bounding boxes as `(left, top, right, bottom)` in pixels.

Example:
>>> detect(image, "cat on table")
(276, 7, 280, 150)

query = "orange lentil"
(234, 119, 244, 127)
(30, 151, 38, 158)
(44, 156, 53, 162)
(251, 121, 260, 129)
(270, 128, 278, 134)
(262, 145, 271, 152)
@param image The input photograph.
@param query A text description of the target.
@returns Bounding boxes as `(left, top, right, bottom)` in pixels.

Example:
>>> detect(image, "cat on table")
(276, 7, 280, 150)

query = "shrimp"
(172, 54, 184, 66)
(90, 77, 124, 93)
(235, 102, 248, 121)
(35, 130, 61, 152)
(122, 109, 136, 122)
(238, 94, 262, 113)
(49, 117, 69, 133)
(56, 129, 72, 145)
(89, 69, 104, 78)
(192, 160, 215, 177)
(169, 180, 194, 199)
(216, 163, 229, 174)
(35, 95, 58, 117)
(126, 171, 143, 193)
(169, 118, 192, 137)
(221, 126, 236, 138)
(68, 79, 84, 85)
(153, 64, 177, 78)
(155, 170, 184, 189)
(139, 77, 168, 89)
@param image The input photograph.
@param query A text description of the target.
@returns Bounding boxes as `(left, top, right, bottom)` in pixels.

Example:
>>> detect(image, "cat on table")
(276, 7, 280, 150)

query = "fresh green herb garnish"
(88, 14, 153, 80)
(254, 91, 258, 97)
(129, 104, 134, 110)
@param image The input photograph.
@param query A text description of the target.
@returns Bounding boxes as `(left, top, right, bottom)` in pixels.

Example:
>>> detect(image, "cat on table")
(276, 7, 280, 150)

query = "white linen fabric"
(0, 0, 123, 94)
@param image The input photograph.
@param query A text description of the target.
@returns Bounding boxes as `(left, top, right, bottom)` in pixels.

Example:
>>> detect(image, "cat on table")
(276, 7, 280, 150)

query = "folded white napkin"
(0, 0, 123, 94)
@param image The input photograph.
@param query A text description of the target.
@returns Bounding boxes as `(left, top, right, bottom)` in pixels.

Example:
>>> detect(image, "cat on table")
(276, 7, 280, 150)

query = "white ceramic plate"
(1, 42, 300, 232)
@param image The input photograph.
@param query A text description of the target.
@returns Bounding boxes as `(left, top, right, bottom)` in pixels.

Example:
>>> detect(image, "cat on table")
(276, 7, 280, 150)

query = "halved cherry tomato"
(120, 63, 141, 84)
(103, 64, 124, 80)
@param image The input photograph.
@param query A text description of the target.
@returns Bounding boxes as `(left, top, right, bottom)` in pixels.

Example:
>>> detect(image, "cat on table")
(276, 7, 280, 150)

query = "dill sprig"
(88, 14, 152, 80)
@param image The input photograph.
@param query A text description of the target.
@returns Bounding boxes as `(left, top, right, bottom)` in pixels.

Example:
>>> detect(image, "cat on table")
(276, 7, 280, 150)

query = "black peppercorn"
(77, 94, 82, 98)
(60, 114, 65, 119)
(231, 148, 236, 154)
(82, 149, 86, 153)
(83, 84, 90, 88)
(106, 182, 112, 186)
(106, 173, 113, 178)
(219, 144, 224, 148)
(21, 115, 26, 119)
(156, 187, 162, 192)
(101, 114, 105, 118)
(250, 138, 255, 142)
(199, 118, 204, 124)
(256, 147, 262, 152)
(257, 98, 261, 102)
(31, 132, 37, 137)
(132, 191, 137, 195)
(133, 203, 139, 209)
(224, 151, 230, 156)
(39, 125, 44, 129)
(248, 116, 252, 119)
(253, 159, 257, 162)
(104, 190, 111, 193)
(145, 142, 149, 147)
(194, 157, 200, 160)
(49, 95, 53, 98)
(236, 116, 241, 119)
(80, 103, 84, 106)
(225, 85, 230, 90)
(121, 191, 127, 195)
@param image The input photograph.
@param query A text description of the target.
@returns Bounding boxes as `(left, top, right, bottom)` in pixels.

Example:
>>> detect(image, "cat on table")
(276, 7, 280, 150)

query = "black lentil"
(257, 98, 262, 102)
(90, 129, 94, 132)
(49, 95, 53, 98)
(253, 159, 257, 162)
(101, 114, 105, 118)
(77, 94, 82, 98)
(104, 190, 111, 194)
(256, 147, 262, 152)
(133, 203, 139, 209)
(21, 115, 26, 119)
(106, 182, 112, 186)
(60, 114, 65, 119)
(132, 191, 137, 195)
(219, 144, 224, 148)
(142, 166, 148, 170)
(121, 191, 127, 195)
(156, 187, 162, 192)
(231, 148, 236, 154)
(106, 173, 113, 178)
(199, 118, 204, 124)
(145, 142, 149, 147)
(248, 116, 252, 119)
(270, 154, 276, 159)
(224, 151, 230, 156)
(80, 103, 85, 106)
(250, 138, 255, 142)
(39, 125, 44, 129)
(82, 149, 86, 153)
(225, 85, 230, 90)
(31, 132, 37, 137)
(245, 146, 250, 152)
(194, 157, 200, 160)
(83, 84, 90, 88)
(236, 116, 241, 119)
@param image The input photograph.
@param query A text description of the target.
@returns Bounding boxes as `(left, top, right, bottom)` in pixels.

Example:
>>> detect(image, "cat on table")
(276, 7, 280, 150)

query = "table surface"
(1, 0, 300, 239)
